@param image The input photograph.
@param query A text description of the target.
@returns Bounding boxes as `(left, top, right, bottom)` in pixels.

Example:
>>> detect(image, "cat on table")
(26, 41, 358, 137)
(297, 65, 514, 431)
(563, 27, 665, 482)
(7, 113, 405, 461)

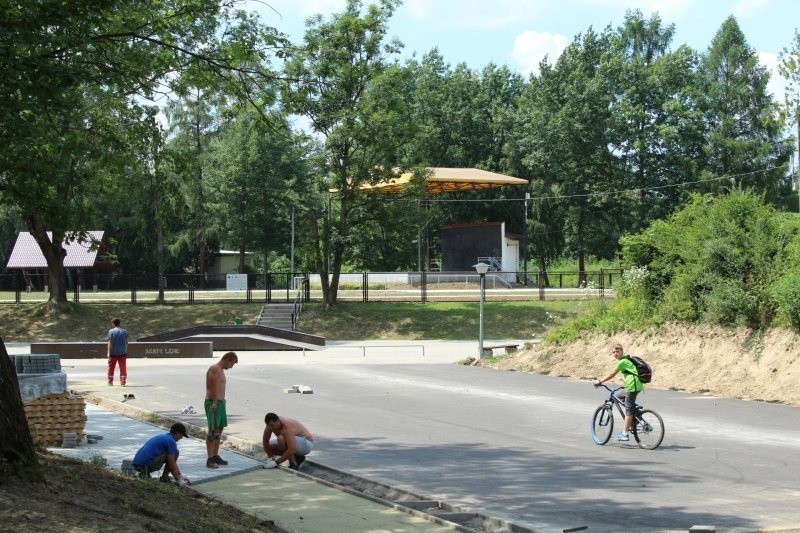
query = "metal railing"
(290, 276, 307, 330)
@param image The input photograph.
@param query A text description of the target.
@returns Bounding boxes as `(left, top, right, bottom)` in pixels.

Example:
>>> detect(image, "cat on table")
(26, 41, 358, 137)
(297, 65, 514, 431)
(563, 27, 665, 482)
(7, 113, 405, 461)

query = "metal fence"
(0, 269, 620, 304)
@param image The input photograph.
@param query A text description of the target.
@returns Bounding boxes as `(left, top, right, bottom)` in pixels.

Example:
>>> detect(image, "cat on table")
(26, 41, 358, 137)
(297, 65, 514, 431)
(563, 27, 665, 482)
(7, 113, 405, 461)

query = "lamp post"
(473, 262, 490, 358)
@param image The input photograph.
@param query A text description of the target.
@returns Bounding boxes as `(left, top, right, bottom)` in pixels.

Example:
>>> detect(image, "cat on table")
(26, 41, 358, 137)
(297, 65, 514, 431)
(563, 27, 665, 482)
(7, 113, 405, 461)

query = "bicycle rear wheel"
(631, 409, 664, 449)
(591, 404, 614, 445)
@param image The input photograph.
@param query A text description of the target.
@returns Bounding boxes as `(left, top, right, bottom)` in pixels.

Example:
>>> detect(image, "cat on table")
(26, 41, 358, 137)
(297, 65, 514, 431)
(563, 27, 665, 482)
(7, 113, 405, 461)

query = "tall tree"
(206, 110, 305, 272)
(0, 1, 282, 468)
(0, 0, 281, 310)
(780, 29, 800, 203)
(281, 0, 413, 307)
(163, 89, 227, 282)
(516, 28, 621, 280)
(699, 16, 792, 203)
(607, 10, 703, 226)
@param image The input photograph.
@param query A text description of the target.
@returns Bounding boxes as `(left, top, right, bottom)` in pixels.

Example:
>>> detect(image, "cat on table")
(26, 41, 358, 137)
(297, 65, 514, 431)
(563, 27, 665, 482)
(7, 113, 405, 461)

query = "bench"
(482, 343, 520, 356)
(30, 341, 213, 359)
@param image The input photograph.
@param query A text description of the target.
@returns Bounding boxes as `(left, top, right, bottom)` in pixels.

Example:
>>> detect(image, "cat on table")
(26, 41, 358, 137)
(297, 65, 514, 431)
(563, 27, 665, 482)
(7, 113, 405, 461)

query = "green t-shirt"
(615, 357, 644, 392)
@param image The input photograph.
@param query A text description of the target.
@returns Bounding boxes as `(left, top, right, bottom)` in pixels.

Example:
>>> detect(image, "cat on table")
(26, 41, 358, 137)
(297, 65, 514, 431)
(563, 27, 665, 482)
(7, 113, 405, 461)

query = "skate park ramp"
(138, 324, 325, 351)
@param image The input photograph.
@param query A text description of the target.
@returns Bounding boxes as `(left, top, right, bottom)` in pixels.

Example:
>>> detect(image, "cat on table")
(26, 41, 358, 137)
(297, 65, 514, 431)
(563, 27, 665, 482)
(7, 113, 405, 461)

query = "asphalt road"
(49, 341, 800, 532)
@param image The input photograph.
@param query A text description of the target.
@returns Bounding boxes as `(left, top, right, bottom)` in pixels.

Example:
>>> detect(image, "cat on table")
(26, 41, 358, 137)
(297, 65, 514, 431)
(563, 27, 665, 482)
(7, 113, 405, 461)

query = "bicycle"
(591, 383, 664, 450)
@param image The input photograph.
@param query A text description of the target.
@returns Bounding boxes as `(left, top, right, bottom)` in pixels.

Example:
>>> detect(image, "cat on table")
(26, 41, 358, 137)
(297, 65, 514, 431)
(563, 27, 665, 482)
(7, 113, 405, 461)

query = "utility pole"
(290, 206, 295, 277)
(523, 192, 529, 286)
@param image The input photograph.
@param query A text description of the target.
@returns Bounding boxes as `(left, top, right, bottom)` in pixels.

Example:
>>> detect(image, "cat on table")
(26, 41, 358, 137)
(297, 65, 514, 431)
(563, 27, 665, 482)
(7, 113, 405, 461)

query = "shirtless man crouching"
(262, 412, 314, 470)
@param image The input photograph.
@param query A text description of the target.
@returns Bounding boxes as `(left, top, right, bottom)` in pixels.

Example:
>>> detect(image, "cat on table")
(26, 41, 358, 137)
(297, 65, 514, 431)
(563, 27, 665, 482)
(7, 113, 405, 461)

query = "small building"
(5, 231, 111, 290)
(209, 250, 255, 275)
(440, 222, 520, 279)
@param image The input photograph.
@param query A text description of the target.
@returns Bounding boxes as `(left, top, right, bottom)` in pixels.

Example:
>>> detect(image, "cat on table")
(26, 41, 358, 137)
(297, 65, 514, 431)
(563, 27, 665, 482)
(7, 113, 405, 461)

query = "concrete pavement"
(28, 337, 800, 532)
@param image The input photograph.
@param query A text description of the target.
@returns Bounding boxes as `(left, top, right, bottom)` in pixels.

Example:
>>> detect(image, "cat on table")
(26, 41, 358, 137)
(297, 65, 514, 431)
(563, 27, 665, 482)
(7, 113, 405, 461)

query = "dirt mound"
(0, 453, 275, 532)
(485, 323, 800, 406)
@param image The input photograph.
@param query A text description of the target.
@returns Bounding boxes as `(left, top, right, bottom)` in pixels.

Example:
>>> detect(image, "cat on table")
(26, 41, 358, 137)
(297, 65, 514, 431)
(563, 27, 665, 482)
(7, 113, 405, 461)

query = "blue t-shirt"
(132, 433, 178, 467)
(108, 327, 128, 356)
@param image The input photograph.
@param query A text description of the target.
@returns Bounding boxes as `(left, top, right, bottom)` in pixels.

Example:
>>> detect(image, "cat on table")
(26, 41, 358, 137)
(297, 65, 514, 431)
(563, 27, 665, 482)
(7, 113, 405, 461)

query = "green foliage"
(0, 0, 282, 304)
(700, 278, 759, 326)
(265, 252, 292, 273)
(205, 110, 305, 271)
(280, 0, 415, 306)
(699, 16, 792, 203)
(618, 192, 800, 329)
(545, 257, 622, 272)
(550, 192, 800, 341)
(769, 214, 800, 327)
(771, 272, 800, 328)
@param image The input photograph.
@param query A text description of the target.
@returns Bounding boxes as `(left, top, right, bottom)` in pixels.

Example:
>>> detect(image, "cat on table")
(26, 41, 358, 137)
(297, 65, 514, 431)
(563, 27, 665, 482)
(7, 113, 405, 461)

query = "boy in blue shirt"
(132, 423, 191, 486)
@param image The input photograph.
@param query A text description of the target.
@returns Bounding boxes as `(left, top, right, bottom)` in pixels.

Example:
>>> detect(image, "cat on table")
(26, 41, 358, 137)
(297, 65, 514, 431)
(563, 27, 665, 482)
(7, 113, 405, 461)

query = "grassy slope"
(0, 300, 589, 342)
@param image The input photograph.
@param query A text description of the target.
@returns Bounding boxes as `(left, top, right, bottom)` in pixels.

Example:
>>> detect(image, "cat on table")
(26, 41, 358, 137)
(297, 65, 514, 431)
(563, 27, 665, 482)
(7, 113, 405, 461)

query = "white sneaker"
(616, 432, 629, 441)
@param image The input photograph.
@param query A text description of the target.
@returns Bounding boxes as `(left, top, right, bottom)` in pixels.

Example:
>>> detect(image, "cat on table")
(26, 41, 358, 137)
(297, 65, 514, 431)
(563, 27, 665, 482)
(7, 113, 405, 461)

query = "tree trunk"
(0, 337, 38, 466)
(25, 217, 68, 311)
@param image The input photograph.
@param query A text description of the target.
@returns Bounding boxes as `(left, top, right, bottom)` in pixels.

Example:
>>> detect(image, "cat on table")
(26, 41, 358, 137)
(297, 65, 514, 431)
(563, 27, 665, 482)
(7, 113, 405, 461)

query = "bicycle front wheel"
(632, 409, 664, 449)
(591, 404, 614, 445)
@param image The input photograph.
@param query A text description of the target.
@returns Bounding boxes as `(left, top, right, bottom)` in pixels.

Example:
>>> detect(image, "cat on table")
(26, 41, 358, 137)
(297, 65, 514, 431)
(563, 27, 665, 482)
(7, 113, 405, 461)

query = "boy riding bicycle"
(595, 343, 643, 441)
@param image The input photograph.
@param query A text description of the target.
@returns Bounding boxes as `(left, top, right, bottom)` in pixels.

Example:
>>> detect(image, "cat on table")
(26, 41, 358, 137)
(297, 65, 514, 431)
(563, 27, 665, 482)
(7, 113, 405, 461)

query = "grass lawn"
(0, 300, 593, 342)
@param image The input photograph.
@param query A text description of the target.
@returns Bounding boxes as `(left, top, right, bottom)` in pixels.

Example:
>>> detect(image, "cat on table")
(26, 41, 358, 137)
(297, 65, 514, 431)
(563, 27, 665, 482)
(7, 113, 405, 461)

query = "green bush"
(700, 278, 758, 327)
(771, 271, 800, 329)
(659, 272, 698, 321)
(617, 192, 799, 330)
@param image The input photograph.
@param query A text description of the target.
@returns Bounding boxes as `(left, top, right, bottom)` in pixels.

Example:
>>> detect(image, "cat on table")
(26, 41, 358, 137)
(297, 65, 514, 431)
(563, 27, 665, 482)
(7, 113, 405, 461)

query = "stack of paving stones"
(23, 392, 87, 446)
(15, 354, 87, 447)
(15, 353, 61, 374)
(61, 432, 78, 448)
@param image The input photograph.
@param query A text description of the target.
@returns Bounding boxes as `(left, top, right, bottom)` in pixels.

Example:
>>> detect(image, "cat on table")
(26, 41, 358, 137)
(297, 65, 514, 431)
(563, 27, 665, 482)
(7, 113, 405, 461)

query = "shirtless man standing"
(205, 351, 237, 469)
(262, 412, 314, 470)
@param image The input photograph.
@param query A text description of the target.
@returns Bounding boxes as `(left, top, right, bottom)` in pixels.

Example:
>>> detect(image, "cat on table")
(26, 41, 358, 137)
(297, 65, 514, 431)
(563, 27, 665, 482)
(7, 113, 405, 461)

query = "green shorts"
(204, 399, 227, 432)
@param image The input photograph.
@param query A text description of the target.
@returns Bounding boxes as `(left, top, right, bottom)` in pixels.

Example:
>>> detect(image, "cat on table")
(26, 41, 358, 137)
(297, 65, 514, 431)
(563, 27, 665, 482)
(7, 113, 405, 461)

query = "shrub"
(700, 278, 758, 327)
(771, 271, 800, 329)
(618, 192, 795, 330)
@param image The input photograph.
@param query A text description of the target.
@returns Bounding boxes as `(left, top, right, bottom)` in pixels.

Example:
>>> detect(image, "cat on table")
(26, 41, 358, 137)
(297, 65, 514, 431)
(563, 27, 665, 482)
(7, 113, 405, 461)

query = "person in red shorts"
(106, 317, 128, 386)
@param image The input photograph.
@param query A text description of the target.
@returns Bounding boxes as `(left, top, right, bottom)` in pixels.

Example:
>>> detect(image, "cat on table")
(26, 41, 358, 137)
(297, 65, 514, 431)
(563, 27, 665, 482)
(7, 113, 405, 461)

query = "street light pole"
(523, 192, 529, 286)
(473, 262, 490, 358)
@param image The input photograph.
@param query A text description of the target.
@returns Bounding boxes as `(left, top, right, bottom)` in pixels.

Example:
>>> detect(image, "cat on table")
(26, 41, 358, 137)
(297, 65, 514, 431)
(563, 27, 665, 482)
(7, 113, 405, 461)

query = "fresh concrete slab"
(195, 468, 458, 533)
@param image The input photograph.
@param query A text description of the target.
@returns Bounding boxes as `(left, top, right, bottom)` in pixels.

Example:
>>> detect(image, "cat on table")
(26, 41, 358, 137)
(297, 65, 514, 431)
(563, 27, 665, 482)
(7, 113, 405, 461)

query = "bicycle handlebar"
(593, 382, 623, 393)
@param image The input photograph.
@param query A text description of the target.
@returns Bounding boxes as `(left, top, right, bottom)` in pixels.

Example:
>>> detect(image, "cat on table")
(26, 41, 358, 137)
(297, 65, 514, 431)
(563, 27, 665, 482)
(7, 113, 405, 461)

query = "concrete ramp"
(138, 324, 325, 351)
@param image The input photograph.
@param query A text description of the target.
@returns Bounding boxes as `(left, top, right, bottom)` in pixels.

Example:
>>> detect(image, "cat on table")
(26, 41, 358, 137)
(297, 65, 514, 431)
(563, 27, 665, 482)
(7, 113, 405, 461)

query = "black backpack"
(623, 355, 653, 384)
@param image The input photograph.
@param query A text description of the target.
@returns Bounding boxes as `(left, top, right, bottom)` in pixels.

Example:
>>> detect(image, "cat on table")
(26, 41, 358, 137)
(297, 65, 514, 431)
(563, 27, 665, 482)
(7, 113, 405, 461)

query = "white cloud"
(511, 31, 569, 74)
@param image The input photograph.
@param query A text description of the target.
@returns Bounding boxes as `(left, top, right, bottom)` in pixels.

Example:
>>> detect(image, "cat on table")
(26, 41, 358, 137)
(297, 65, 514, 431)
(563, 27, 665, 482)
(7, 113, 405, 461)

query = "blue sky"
(248, 0, 799, 99)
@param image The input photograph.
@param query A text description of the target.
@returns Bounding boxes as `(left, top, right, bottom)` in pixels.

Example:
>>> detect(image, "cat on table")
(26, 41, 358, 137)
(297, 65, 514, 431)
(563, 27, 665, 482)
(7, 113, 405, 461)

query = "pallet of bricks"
(16, 354, 87, 447)
(24, 393, 87, 446)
